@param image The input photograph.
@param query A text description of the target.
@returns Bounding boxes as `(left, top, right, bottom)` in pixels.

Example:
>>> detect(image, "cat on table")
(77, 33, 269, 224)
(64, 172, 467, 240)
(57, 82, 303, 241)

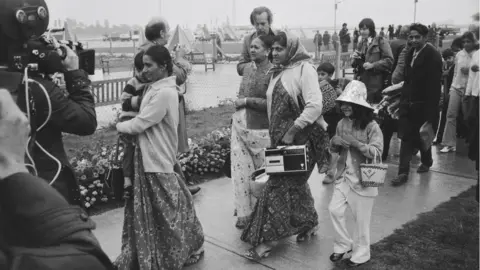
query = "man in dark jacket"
(323, 31, 331, 50)
(380, 25, 409, 160)
(236, 6, 276, 76)
(339, 23, 350, 53)
(0, 89, 113, 270)
(0, 38, 97, 206)
(391, 23, 443, 186)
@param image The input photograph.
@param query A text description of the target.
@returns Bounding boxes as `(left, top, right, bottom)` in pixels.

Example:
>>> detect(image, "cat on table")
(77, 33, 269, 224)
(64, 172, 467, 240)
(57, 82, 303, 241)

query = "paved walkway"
(92, 139, 477, 269)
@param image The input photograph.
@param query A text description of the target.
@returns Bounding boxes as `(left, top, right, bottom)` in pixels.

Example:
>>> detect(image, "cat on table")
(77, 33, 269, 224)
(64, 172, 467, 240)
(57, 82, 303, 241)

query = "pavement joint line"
(386, 161, 478, 181)
(203, 236, 276, 269)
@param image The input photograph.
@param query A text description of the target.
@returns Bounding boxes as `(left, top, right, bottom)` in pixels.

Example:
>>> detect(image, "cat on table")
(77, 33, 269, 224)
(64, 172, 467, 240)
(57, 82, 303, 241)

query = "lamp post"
(414, 0, 418, 23)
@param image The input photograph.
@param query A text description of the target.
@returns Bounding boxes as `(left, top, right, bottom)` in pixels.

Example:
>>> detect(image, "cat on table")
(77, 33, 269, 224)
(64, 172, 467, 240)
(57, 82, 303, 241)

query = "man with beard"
(237, 6, 276, 76)
(391, 23, 442, 186)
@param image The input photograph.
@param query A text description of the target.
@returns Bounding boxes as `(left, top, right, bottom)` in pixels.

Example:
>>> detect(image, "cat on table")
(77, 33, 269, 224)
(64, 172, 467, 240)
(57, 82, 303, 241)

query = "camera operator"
(0, 89, 113, 270)
(0, 17, 97, 206)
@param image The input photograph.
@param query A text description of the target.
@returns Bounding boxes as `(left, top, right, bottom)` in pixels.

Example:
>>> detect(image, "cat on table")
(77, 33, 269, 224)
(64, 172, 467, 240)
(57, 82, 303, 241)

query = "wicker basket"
(359, 148, 388, 187)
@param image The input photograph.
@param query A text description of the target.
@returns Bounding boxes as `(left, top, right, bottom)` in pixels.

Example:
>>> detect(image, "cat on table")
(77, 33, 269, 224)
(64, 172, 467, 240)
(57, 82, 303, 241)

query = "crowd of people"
(0, 3, 478, 270)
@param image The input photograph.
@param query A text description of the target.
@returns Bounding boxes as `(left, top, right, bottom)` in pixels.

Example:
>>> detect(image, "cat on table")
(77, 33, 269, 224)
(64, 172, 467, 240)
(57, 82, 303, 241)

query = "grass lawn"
(334, 186, 479, 270)
(64, 104, 235, 155)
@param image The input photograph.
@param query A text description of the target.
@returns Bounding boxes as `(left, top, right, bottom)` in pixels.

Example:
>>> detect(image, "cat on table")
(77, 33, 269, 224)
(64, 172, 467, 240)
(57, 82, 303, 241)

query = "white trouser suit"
(329, 150, 378, 264)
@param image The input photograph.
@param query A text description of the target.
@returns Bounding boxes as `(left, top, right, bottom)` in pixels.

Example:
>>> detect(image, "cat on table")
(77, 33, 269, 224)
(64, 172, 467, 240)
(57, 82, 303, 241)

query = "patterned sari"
(231, 109, 270, 227)
(114, 147, 204, 270)
(240, 33, 330, 246)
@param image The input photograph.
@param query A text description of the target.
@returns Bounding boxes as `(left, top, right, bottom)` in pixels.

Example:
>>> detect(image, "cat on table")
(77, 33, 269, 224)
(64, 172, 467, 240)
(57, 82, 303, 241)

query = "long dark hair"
(144, 45, 173, 76)
(358, 18, 376, 38)
(342, 102, 375, 130)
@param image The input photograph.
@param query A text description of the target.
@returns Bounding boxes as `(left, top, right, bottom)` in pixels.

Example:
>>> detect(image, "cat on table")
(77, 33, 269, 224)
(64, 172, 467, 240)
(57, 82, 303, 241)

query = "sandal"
(244, 247, 271, 261)
(184, 247, 205, 266)
(296, 226, 318, 242)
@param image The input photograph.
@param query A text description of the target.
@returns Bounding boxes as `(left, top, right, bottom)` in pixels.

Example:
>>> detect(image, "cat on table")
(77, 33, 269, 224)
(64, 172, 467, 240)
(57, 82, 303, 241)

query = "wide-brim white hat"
(336, 80, 373, 110)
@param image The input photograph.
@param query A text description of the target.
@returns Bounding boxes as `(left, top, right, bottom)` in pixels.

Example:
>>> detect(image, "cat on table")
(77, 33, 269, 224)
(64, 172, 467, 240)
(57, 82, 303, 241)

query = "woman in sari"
(232, 35, 273, 229)
(114, 45, 204, 269)
(241, 32, 330, 260)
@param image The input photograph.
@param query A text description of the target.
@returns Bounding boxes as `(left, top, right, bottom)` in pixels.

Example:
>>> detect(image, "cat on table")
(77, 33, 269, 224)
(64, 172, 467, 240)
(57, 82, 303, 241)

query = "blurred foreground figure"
(0, 89, 114, 270)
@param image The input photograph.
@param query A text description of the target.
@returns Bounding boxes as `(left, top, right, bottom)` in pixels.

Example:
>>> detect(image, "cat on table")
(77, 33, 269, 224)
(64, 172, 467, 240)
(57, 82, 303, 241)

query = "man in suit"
(0, 89, 113, 269)
(391, 23, 443, 186)
(237, 6, 276, 76)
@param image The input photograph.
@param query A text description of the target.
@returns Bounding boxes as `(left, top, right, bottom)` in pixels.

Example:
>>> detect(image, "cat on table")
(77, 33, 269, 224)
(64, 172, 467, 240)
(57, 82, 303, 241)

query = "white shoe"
(440, 146, 456, 153)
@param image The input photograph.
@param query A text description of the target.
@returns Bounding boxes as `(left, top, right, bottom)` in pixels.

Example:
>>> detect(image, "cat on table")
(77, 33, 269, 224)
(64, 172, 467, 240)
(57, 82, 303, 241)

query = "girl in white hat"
(327, 80, 384, 267)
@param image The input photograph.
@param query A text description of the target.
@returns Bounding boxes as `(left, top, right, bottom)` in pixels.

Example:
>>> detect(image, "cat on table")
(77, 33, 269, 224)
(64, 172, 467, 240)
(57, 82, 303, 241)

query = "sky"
(46, 0, 479, 29)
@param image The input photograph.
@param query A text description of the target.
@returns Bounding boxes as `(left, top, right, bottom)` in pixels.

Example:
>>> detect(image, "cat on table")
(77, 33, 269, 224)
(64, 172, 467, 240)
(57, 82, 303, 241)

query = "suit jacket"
(398, 44, 442, 140)
(0, 172, 114, 270)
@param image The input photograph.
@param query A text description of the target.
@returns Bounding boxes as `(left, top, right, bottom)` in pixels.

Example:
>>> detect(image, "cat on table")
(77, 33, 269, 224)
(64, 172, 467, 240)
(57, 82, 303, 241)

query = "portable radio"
(264, 145, 309, 175)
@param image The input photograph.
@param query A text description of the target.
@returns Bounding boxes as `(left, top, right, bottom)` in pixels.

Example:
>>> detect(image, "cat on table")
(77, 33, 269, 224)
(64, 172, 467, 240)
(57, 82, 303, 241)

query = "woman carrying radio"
(241, 32, 329, 260)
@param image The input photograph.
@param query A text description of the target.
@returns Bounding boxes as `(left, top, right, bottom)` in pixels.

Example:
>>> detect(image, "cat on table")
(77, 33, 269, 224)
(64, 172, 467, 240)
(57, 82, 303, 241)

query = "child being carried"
(118, 51, 147, 199)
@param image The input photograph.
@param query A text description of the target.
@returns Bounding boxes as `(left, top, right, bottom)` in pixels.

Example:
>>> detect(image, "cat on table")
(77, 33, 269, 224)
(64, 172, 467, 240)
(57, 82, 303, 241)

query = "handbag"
(359, 148, 388, 187)
(250, 168, 269, 198)
(104, 137, 125, 201)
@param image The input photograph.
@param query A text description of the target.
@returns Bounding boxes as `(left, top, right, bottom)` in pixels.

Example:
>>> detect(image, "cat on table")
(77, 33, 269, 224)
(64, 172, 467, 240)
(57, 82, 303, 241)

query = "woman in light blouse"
(114, 45, 204, 269)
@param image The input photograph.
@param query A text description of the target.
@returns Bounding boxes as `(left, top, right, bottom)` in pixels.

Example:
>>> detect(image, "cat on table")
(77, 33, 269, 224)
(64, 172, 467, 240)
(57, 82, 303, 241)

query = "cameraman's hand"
(0, 89, 30, 180)
(60, 45, 79, 71)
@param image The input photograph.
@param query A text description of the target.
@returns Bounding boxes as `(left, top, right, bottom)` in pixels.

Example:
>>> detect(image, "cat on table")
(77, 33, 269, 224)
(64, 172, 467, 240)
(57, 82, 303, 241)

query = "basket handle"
(368, 148, 382, 164)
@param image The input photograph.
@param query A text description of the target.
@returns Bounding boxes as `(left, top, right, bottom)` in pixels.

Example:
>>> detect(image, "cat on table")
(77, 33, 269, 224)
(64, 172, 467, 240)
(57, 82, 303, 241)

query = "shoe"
(189, 186, 201, 195)
(345, 258, 369, 267)
(244, 247, 271, 261)
(391, 174, 408, 186)
(323, 173, 335, 184)
(296, 226, 318, 242)
(318, 164, 329, 174)
(329, 250, 352, 262)
(440, 146, 456, 153)
(417, 164, 430, 173)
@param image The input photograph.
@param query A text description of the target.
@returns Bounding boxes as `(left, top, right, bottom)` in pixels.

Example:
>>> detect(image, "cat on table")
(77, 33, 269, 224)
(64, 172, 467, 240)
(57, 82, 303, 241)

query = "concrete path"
(92, 139, 477, 269)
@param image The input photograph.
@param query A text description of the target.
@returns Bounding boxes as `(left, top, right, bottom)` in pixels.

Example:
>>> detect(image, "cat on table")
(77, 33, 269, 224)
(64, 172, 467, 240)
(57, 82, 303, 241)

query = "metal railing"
(91, 78, 130, 106)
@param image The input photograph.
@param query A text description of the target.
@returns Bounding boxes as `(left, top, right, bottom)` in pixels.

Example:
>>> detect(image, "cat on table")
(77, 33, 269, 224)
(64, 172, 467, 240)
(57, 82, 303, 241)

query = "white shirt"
(465, 50, 479, 97)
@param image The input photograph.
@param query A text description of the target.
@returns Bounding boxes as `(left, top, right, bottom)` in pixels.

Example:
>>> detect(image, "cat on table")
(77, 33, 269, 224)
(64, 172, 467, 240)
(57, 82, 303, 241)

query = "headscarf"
(268, 32, 312, 75)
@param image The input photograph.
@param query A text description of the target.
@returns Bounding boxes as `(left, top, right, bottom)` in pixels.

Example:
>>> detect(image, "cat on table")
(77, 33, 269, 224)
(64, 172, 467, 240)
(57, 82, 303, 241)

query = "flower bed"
(178, 127, 231, 176)
(69, 128, 231, 210)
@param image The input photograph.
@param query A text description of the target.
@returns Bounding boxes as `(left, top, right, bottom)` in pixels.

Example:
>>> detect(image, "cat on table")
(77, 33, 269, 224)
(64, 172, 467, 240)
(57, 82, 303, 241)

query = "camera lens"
(37, 7, 48, 19)
(16, 10, 27, 24)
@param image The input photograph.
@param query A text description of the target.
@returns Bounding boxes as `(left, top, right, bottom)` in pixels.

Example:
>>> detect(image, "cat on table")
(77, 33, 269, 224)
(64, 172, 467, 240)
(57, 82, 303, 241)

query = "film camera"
(0, 0, 95, 75)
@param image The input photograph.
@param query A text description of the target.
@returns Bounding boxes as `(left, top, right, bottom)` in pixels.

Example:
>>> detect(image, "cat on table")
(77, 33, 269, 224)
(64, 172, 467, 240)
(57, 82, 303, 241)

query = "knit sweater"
(116, 76, 179, 173)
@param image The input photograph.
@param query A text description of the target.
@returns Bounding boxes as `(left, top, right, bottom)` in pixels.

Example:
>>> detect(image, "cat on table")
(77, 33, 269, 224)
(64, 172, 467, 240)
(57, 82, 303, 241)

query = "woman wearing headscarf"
(241, 32, 329, 260)
(231, 35, 273, 229)
(114, 45, 204, 269)
(352, 18, 394, 103)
